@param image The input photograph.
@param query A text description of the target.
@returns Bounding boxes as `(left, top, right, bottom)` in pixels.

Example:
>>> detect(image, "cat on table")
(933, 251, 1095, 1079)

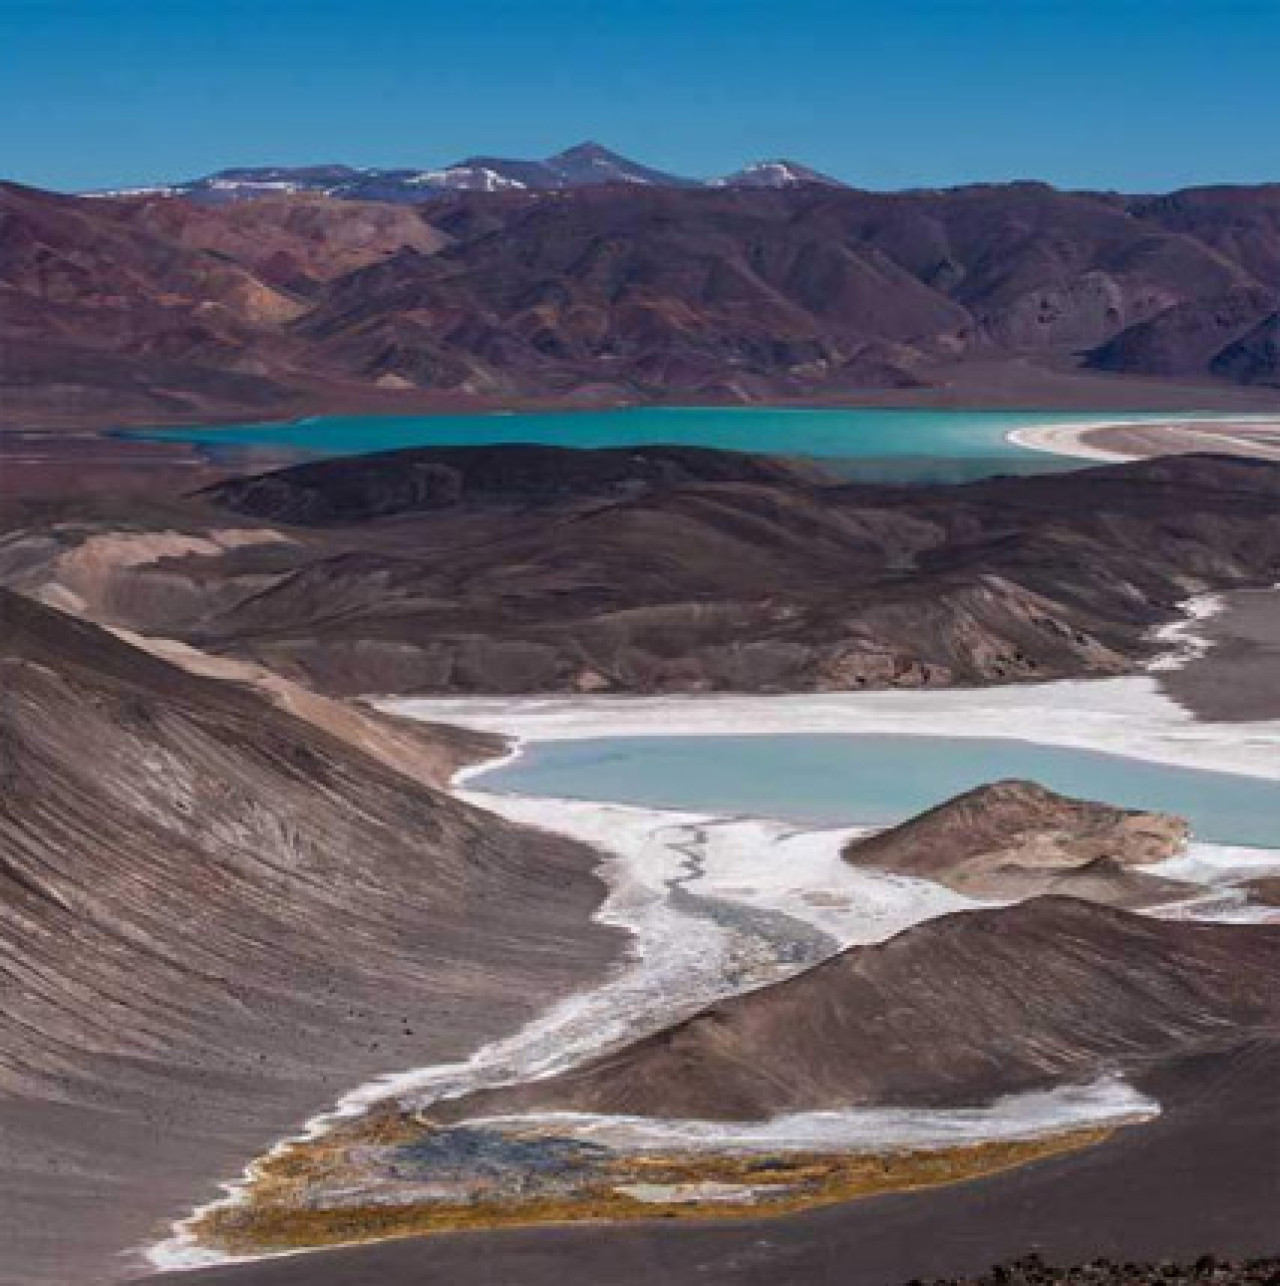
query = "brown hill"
(0, 588, 618, 1283)
(436, 897, 1280, 1125)
(843, 780, 1189, 903)
(0, 181, 445, 427)
(177, 451, 1280, 696)
(7, 451, 1278, 699)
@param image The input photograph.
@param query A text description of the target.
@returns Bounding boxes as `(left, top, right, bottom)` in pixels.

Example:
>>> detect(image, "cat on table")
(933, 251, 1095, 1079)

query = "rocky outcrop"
(843, 780, 1189, 903)
(916, 1253, 1280, 1285)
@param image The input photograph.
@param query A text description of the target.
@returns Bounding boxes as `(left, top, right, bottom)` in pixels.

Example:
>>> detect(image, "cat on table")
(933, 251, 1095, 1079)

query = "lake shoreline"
(147, 590, 1279, 1273)
(1008, 416, 1280, 463)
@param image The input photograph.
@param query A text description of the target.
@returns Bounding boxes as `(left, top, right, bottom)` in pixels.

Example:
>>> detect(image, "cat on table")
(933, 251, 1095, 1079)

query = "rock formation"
(843, 779, 1189, 903)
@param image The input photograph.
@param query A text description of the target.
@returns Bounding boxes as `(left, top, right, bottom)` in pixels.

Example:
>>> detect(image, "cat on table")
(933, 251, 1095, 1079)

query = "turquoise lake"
(478, 734, 1280, 849)
(127, 407, 1190, 482)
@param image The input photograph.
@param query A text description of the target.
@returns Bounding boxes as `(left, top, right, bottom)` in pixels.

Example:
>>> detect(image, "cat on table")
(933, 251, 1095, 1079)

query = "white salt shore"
(384, 675, 1280, 783)
(471, 1077, 1160, 1155)
(1006, 414, 1280, 464)
(1006, 421, 1137, 462)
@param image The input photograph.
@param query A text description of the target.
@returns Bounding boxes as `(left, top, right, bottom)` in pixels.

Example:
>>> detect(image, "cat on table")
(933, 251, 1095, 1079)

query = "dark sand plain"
(1160, 587, 1280, 720)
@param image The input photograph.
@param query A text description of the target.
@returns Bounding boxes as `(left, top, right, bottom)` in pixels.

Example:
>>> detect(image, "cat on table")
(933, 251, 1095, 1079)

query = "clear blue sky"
(5, 0, 1277, 193)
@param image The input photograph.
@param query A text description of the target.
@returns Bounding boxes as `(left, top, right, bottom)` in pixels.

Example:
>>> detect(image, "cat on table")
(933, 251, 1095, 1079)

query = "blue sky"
(5, 0, 1277, 193)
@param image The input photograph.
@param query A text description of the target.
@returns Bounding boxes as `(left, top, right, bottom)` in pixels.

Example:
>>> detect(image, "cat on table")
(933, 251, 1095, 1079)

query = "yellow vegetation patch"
(193, 1125, 1114, 1257)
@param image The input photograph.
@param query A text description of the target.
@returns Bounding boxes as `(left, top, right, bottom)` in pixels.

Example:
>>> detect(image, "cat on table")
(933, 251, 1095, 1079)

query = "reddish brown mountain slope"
(4, 180, 1279, 427)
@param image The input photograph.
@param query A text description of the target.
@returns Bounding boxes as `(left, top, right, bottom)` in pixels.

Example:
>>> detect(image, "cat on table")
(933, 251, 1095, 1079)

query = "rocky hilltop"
(4, 178, 1279, 428)
(843, 779, 1189, 903)
(0, 588, 618, 1284)
(918, 1254, 1280, 1285)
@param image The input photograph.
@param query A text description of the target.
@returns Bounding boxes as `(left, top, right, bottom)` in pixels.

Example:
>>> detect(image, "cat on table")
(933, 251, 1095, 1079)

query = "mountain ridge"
(86, 140, 826, 202)
(11, 449, 1278, 699)
(4, 175, 1278, 430)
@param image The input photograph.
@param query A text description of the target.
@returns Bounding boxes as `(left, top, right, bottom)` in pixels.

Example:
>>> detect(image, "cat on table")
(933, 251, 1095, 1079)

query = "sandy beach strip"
(1009, 415, 1280, 463)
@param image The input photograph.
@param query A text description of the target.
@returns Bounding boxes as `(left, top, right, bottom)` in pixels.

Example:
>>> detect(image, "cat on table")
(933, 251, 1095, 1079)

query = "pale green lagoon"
(479, 734, 1280, 849)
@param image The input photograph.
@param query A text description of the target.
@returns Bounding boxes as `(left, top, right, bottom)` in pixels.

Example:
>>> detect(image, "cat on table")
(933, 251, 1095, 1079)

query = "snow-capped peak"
(713, 160, 846, 189)
(407, 166, 527, 192)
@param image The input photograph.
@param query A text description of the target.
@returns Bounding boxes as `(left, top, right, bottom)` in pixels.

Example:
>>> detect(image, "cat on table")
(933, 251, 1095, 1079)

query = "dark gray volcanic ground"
(3, 443, 1278, 1285)
(0, 589, 620, 1285)
(4, 177, 1279, 429)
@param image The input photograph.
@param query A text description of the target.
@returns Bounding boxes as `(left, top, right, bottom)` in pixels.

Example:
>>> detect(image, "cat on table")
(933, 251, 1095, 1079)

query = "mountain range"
(3, 167, 1278, 430)
(89, 141, 845, 202)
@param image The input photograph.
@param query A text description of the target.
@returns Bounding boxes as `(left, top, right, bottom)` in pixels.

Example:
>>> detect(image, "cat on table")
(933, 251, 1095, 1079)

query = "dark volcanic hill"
(0, 588, 618, 1284)
(436, 896, 1280, 1124)
(197, 441, 814, 524)
(137, 450, 1280, 696)
(5, 178, 1280, 428)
